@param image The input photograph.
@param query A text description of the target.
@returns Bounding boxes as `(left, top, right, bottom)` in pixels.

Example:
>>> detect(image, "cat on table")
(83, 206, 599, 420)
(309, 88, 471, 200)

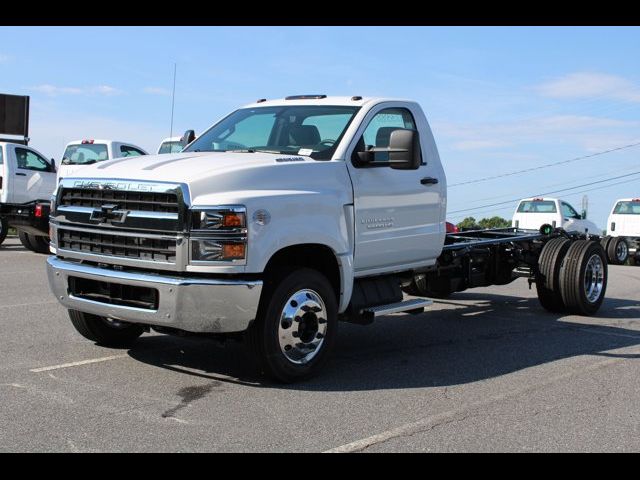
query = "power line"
(448, 170, 640, 215)
(447, 174, 638, 223)
(449, 162, 640, 206)
(449, 141, 640, 188)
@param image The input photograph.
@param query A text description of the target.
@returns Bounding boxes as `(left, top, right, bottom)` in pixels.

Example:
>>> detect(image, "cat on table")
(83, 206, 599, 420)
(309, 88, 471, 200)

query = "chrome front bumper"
(46, 256, 263, 333)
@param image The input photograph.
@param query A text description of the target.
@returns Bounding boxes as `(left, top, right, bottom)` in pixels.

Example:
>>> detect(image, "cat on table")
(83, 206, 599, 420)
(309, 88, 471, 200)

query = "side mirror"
(181, 129, 196, 146)
(352, 129, 421, 169)
(581, 210, 587, 219)
(50, 158, 56, 172)
(389, 129, 421, 170)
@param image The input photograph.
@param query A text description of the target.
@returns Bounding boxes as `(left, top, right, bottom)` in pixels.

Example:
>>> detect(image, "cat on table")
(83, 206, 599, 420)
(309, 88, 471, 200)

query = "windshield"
(613, 201, 640, 215)
(62, 144, 109, 165)
(184, 105, 360, 160)
(517, 200, 557, 213)
(158, 141, 184, 154)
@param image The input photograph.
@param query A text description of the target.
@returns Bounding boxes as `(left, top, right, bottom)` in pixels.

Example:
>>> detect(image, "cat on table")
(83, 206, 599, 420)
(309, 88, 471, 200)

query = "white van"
(607, 198, 640, 265)
(0, 141, 56, 252)
(512, 197, 600, 234)
(58, 139, 148, 181)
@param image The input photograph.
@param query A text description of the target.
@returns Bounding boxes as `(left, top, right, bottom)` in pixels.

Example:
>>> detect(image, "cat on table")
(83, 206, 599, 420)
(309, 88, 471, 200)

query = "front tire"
(69, 310, 144, 347)
(247, 268, 337, 383)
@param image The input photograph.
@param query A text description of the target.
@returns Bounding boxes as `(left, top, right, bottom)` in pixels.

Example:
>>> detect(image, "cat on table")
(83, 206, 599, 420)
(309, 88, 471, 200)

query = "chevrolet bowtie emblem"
(90, 204, 128, 224)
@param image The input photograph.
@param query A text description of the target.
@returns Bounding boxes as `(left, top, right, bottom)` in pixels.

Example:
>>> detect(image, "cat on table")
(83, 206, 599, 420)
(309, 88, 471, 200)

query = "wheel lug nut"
(312, 306, 322, 312)
(292, 331, 299, 338)
(284, 345, 292, 351)
(294, 316, 302, 322)
(301, 305, 311, 312)
(318, 318, 326, 324)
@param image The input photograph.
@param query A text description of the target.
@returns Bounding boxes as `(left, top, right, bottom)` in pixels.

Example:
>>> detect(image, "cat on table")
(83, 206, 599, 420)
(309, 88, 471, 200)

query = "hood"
(59, 151, 352, 206)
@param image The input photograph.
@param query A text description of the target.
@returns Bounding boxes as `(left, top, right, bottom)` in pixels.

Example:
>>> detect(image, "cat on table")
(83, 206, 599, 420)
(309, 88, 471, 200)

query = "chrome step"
(363, 298, 433, 318)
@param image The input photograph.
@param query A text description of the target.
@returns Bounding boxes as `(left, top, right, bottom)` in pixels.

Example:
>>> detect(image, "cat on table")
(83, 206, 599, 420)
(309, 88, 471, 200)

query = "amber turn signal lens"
(222, 243, 246, 259)
(222, 213, 245, 228)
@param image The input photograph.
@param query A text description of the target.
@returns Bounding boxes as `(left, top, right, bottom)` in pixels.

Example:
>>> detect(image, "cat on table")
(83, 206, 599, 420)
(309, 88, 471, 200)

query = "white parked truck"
(47, 95, 612, 382)
(58, 139, 148, 182)
(606, 198, 640, 265)
(0, 141, 56, 252)
(156, 136, 184, 154)
(512, 197, 600, 234)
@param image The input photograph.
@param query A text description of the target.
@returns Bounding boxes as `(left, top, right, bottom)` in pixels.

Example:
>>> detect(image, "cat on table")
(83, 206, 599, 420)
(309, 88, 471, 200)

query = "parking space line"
(30, 354, 129, 372)
(323, 352, 632, 453)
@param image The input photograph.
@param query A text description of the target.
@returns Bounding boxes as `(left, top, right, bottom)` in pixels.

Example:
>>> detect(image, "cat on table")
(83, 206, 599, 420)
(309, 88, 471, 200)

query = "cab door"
(346, 103, 446, 274)
(9, 145, 55, 203)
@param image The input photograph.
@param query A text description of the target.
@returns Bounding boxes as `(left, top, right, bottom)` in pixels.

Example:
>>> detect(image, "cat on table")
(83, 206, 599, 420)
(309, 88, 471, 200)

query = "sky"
(0, 26, 638, 229)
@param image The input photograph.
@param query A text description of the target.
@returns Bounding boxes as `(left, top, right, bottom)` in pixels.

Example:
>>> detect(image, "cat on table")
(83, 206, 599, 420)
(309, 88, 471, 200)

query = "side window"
(0, 146, 3, 165)
(15, 147, 51, 172)
(120, 145, 145, 157)
(356, 108, 417, 163)
(561, 202, 580, 219)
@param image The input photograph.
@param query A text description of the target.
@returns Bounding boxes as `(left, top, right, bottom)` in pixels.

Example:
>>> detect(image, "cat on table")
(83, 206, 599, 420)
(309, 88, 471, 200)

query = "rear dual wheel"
(18, 231, 50, 254)
(536, 238, 571, 312)
(537, 239, 607, 315)
(601, 236, 629, 265)
(559, 240, 607, 316)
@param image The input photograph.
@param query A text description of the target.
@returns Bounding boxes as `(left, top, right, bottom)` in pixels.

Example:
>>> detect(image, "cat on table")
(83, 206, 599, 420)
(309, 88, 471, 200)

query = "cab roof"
(241, 95, 413, 109)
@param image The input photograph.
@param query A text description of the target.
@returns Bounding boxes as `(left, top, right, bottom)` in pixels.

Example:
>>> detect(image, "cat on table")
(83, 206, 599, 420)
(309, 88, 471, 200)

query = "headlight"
(189, 206, 247, 264)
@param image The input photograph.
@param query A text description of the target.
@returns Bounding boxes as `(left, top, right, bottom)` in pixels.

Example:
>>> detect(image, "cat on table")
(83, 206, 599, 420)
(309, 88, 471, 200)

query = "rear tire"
(0, 217, 8, 245)
(18, 231, 34, 251)
(559, 240, 607, 316)
(536, 238, 571, 313)
(18, 231, 50, 253)
(606, 237, 628, 265)
(69, 310, 144, 347)
(247, 268, 337, 383)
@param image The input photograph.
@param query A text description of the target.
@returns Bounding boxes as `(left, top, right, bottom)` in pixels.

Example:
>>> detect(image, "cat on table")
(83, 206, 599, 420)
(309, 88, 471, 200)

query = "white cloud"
(143, 86, 170, 96)
(30, 84, 122, 96)
(535, 72, 640, 102)
(434, 114, 639, 153)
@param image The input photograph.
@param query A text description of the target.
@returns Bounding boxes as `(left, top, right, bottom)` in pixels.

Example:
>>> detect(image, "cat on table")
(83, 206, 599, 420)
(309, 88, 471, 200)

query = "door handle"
(420, 177, 439, 185)
(15, 173, 26, 176)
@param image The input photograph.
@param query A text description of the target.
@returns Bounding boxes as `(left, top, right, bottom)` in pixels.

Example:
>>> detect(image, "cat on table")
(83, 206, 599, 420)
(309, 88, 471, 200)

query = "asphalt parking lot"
(1, 236, 639, 452)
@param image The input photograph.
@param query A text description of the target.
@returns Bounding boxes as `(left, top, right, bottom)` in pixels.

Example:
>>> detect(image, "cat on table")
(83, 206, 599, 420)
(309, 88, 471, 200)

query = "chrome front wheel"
(584, 254, 604, 303)
(278, 289, 328, 365)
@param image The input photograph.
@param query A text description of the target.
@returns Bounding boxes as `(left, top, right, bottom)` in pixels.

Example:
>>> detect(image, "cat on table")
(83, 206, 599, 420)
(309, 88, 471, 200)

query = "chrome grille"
(52, 179, 190, 270)
(58, 229, 177, 263)
(59, 188, 179, 213)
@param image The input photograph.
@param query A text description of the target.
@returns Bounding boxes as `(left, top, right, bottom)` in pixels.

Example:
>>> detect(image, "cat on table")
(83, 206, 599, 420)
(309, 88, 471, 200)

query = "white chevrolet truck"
(0, 141, 56, 252)
(607, 198, 640, 265)
(58, 139, 148, 182)
(47, 95, 611, 382)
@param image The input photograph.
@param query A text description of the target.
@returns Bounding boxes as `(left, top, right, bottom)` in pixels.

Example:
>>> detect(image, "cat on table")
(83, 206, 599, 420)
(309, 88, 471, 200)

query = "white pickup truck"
(0, 141, 56, 252)
(58, 139, 148, 182)
(607, 198, 640, 265)
(156, 136, 184, 154)
(46, 95, 612, 382)
(512, 197, 600, 234)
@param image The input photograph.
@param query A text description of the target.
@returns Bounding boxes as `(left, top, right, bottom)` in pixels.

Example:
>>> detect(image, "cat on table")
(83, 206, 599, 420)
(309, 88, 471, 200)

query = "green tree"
(457, 217, 477, 230)
(477, 216, 511, 229)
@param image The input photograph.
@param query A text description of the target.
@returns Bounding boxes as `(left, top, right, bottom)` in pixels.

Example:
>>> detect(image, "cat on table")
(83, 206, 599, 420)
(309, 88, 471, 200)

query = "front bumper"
(46, 256, 263, 333)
